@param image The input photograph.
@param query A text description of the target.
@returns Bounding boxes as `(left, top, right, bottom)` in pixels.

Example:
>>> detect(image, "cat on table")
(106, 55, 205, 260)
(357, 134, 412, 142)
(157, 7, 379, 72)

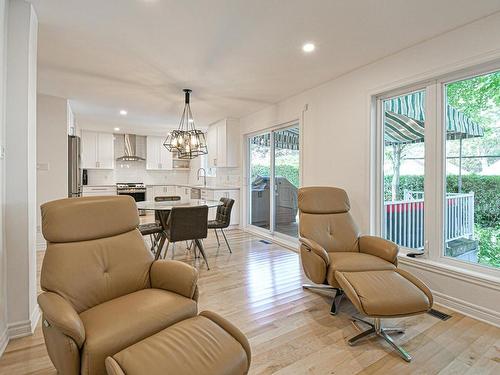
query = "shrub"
(251, 164, 300, 187)
(476, 225, 500, 268)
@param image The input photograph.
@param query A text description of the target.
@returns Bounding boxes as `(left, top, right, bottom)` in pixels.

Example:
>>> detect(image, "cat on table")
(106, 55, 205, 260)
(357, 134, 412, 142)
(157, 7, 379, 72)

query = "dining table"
(136, 199, 223, 260)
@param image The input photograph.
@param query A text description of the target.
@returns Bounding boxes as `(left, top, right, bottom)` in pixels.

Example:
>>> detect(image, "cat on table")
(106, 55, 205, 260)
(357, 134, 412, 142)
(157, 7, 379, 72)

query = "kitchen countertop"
(176, 184, 240, 190)
(84, 184, 240, 190)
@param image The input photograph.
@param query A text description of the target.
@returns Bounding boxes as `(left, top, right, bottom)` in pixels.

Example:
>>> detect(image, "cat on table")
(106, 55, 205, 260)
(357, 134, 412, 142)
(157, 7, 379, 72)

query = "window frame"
(374, 62, 500, 278)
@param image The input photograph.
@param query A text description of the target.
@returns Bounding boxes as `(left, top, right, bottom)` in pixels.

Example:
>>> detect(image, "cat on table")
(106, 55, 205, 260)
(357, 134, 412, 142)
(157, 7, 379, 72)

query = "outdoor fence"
(384, 191, 475, 249)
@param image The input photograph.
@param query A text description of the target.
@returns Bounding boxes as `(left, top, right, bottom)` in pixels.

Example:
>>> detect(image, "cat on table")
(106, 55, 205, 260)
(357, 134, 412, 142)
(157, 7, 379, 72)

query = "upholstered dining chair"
(208, 197, 235, 253)
(38, 196, 199, 375)
(163, 205, 210, 269)
(298, 186, 399, 314)
(138, 195, 181, 253)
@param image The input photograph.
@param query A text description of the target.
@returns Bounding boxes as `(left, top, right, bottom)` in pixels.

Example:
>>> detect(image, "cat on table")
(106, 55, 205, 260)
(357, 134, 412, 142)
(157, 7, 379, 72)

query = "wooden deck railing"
(383, 191, 474, 249)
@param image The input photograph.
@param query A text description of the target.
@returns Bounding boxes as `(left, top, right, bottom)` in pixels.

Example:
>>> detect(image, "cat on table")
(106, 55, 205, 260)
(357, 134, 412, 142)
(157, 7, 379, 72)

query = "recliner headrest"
(41, 196, 139, 243)
(298, 186, 350, 214)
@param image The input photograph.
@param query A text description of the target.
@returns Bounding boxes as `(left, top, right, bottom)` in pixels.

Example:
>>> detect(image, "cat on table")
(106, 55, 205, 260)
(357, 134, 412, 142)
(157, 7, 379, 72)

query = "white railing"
(383, 192, 474, 249)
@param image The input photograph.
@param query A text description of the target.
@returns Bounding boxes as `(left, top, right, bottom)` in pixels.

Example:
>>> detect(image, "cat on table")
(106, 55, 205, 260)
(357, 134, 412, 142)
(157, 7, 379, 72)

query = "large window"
(382, 90, 426, 250)
(248, 124, 300, 239)
(377, 67, 499, 271)
(444, 71, 499, 268)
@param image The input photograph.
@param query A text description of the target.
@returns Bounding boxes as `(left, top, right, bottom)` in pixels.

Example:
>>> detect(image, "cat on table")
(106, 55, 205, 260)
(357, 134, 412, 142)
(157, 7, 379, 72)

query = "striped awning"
(384, 91, 483, 145)
(250, 128, 300, 150)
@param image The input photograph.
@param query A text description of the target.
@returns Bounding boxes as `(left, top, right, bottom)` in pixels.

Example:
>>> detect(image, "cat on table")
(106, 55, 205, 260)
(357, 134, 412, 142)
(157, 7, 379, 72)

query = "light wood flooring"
(0, 229, 499, 374)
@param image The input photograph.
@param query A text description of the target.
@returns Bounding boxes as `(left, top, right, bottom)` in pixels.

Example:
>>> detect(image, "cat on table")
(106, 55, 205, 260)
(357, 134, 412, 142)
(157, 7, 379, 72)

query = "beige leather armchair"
(298, 186, 399, 314)
(38, 196, 199, 375)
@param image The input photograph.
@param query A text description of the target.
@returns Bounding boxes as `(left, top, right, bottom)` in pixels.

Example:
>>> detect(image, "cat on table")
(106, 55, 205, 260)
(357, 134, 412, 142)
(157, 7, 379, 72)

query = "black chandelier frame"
(163, 89, 208, 159)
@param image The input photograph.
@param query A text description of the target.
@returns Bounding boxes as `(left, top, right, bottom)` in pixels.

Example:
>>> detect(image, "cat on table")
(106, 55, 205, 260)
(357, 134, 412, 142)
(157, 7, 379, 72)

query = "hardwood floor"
(0, 229, 499, 374)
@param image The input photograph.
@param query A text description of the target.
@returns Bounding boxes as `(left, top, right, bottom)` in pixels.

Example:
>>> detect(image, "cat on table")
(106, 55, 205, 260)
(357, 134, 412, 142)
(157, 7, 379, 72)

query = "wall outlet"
(37, 162, 50, 171)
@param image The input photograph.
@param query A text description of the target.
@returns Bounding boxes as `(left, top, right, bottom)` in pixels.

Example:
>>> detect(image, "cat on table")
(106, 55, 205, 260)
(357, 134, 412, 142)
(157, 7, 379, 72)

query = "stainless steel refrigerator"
(68, 135, 82, 197)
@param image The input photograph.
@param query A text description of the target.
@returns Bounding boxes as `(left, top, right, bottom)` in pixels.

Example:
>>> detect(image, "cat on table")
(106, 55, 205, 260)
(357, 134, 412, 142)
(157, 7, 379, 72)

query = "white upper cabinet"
(146, 136, 172, 170)
(207, 118, 239, 168)
(81, 130, 114, 169)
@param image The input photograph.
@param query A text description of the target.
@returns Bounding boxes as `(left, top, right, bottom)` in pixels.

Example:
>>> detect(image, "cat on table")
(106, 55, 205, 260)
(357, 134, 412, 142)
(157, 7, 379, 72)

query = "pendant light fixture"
(163, 89, 208, 159)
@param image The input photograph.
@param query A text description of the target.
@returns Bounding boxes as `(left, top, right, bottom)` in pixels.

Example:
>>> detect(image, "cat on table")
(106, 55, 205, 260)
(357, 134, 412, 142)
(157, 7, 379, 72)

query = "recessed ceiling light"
(114, 127, 120, 131)
(302, 43, 315, 53)
(119, 110, 128, 116)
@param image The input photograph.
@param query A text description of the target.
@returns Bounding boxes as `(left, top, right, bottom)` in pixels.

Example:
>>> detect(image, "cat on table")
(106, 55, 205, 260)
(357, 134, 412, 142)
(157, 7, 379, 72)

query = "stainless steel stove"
(116, 183, 146, 215)
(116, 182, 146, 194)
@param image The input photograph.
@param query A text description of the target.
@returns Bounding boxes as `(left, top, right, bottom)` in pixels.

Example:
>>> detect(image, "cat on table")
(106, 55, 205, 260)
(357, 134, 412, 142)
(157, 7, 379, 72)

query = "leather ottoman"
(105, 311, 251, 375)
(335, 268, 433, 361)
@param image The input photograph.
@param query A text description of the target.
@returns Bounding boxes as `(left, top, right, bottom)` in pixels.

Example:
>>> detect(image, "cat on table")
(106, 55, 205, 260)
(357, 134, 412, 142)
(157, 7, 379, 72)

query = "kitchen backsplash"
(87, 161, 190, 185)
(188, 157, 241, 186)
(209, 167, 241, 186)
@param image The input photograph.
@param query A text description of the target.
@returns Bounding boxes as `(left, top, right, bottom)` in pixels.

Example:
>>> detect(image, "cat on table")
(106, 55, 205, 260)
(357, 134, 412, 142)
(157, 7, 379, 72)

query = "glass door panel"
(443, 70, 499, 268)
(273, 125, 300, 237)
(249, 133, 271, 230)
(382, 90, 426, 250)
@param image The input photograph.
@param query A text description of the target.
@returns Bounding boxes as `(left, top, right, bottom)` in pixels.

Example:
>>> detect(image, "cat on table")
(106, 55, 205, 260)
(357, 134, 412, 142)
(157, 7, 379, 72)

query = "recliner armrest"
(37, 292, 86, 348)
(150, 260, 198, 300)
(358, 235, 398, 265)
(299, 237, 329, 265)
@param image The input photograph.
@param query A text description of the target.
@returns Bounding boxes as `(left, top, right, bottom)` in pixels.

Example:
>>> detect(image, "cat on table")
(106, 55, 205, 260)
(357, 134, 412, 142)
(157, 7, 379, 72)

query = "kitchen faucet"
(197, 167, 207, 187)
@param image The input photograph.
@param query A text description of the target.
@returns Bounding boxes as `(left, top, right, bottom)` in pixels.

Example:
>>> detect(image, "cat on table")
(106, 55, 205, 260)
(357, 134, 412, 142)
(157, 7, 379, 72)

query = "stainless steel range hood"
(116, 134, 146, 161)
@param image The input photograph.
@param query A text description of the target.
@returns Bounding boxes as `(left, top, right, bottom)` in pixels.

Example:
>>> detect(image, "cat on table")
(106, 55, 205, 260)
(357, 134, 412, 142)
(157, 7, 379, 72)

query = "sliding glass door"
(249, 133, 271, 230)
(248, 124, 300, 239)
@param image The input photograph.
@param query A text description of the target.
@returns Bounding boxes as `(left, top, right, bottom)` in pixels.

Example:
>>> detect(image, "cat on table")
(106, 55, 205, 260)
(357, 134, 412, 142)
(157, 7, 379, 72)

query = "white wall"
(240, 13, 500, 325)
(4, 0, 39, 341)
(36, 94, 68, 229)
(0, 0, 8, 357)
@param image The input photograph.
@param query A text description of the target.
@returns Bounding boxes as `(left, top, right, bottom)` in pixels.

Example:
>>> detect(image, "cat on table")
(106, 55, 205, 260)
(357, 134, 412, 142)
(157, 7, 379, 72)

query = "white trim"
(0, 326, 8, 358)
(269, 130, 275, 234)
(7, 305, 40, 339)
(433, 293, 500, 328)
(399, 255, 500, 291)
(36, 232, 46, 250)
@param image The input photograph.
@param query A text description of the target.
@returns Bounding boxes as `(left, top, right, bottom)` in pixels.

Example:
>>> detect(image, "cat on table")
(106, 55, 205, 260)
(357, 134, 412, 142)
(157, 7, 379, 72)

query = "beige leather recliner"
(298, 186, 399, 314)
(38, 196, 200, 375)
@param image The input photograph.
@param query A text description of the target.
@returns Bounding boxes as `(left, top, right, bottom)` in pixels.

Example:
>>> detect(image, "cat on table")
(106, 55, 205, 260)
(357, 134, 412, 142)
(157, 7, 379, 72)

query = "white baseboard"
(7, 305, 41, 339)
(0, 326, 8, 358)
(433, 291, 500, 328)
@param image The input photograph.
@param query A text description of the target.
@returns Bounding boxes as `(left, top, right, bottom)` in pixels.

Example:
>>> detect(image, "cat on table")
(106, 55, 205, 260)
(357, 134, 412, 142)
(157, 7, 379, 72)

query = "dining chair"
(138, 196, 181, 253)
(163, 205, 210, 269)
(208, 198, 235, 253)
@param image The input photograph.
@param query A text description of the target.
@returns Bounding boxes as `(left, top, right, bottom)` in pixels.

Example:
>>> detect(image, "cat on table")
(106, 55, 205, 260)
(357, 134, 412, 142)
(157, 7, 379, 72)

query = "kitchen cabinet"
(146, 136, 173, 170)
(202, 189, 239, 226)
(207, 118, 239, 168)
(81, 130, 115, 169)
(151, 185, 177, 199)
(82, 186, 116, 197)
(175, 186, 191, 201)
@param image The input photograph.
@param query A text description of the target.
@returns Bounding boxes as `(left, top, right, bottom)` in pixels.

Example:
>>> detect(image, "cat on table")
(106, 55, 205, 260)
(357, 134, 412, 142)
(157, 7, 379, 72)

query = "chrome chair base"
(302, 284, 344, 315)
(349, 316, 411, 362)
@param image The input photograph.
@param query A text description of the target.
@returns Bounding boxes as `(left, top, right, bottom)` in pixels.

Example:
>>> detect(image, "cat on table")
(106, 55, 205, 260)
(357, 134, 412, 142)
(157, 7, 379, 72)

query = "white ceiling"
(31, 0, 500, 132)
